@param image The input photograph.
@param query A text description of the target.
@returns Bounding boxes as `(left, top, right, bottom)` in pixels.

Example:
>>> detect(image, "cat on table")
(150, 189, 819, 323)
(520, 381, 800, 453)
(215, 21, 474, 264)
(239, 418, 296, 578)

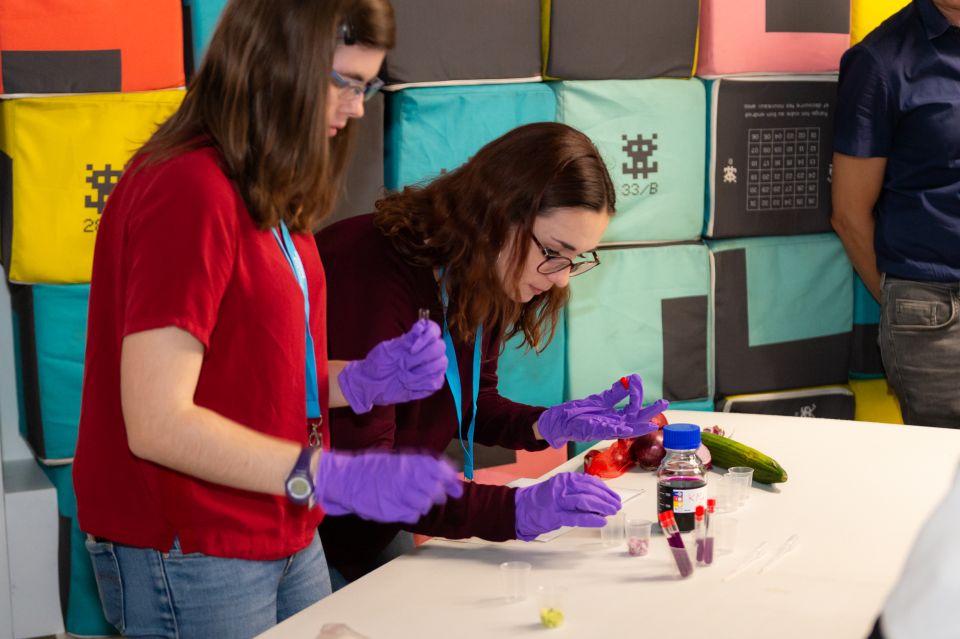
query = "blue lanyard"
(272, 221, 320, 420)
(439, 269, 482, 481)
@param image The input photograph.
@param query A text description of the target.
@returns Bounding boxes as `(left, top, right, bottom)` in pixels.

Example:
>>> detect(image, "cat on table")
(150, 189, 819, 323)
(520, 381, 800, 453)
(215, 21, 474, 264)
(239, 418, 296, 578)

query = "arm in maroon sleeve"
(473, 330, 551, 452)
(404, 481, 518, 541)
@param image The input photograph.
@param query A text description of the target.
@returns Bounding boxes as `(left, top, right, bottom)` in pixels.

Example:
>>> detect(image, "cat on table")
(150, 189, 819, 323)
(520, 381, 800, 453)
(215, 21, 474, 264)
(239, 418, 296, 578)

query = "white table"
(259, 410, 960, 639)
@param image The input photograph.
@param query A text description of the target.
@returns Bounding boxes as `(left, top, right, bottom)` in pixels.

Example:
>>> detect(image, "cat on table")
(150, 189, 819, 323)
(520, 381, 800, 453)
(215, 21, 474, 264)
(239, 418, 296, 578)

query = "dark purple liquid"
(670, 546, 694, 578)
(696, 538, 705, 563)
(657, 478, 707, 532)
(704, 537, 714, 564)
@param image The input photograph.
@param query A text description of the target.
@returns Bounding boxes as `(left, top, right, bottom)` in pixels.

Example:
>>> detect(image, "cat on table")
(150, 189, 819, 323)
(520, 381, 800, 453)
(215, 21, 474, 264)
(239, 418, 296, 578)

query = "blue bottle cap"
(662, 424, 701, 450)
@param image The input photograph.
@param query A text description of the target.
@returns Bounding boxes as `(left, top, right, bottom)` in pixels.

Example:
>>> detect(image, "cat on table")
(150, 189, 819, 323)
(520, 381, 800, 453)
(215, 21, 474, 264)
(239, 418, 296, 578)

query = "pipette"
(758, 534, 799, 574)
(418, 308, 430, 321)
(694, 505, 706, 565)
(704, 498, 716, 565)
(658, 510, 694, 578)
(722, 542, 768, 582)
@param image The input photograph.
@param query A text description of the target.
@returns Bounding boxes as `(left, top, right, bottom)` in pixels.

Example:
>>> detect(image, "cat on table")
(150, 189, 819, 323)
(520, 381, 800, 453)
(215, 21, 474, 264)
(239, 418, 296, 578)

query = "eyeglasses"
(330, 69, 384, 102)
(531, 235, 600, 276)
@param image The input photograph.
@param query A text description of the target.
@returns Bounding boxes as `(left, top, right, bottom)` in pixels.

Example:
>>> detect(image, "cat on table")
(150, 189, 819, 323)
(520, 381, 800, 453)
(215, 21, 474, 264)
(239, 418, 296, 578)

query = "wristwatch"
(285, 447, 316, 506)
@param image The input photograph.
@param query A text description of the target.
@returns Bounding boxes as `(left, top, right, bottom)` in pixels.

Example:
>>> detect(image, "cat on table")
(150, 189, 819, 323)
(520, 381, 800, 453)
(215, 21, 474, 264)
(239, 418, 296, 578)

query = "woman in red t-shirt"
(72, 1, 462, 636)
(317, 122, 668, 585)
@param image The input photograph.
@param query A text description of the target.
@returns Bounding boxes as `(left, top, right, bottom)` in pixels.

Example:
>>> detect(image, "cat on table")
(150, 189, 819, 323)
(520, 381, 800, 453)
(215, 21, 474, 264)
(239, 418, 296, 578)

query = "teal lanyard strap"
(272, 221, 321, 420)
(439, 268, 482, 481)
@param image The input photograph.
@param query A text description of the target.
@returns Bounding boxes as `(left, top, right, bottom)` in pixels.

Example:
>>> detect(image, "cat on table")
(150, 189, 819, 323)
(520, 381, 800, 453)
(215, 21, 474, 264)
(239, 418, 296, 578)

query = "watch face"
(287, 476, 312, 501)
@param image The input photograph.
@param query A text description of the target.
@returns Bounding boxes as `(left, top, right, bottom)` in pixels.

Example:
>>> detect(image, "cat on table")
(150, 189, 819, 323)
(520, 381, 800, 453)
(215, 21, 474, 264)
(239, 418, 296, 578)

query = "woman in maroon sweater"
(316, 122, 667, 585)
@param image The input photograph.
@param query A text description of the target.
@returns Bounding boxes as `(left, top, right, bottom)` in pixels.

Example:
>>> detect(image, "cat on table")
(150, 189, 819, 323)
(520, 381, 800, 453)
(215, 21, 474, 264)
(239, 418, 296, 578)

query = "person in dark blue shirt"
(832, 0, 960, 428)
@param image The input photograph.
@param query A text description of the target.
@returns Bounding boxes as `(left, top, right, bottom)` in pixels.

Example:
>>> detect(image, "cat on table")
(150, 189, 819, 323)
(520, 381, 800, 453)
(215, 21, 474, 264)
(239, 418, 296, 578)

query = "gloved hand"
(314, 450, 464, 524)
(515, 472, 622, 541)
(338, 319, 447, 414)
(536, 373, 669, 448)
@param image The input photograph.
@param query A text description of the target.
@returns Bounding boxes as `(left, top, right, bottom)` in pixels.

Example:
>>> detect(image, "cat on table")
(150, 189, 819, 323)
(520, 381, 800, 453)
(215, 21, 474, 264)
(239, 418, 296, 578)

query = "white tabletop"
(259, 410, 960, 639)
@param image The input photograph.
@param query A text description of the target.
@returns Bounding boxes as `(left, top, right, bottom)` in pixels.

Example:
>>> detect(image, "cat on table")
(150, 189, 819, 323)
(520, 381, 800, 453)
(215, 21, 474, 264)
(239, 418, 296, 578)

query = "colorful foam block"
(383, 0, 540, 87)
(704, 76, 837, 239)
(0, 90, 184, 283)
(697, 0, 849, 76)
(384, 83, 556, 190)
(320, 94, 385, 229)
(851, 275, 883, 379)
(717, 385, 855, 420)
(542, 0, 699, 80)
(555, 79, 705, 243)
(0, 0, 183, 95)
(849, 378, 903, 425)
(10, 284, 88, 463)
(566, 242, 713, 405)
(710, 234, 853, 396)
(183, 0, 227, 70)
(42, 464, 116, 637)
(851, 0, 910, 45)
(498, 309, 566, 409)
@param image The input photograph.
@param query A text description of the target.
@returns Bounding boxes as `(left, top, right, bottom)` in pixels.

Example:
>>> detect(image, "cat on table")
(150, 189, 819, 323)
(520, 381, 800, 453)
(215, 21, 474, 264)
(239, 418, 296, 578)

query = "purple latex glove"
(338, 319, 447, 414)
(314, 450, 464, 524)
(536, 374, 669, 448)
(515, 472, 622, 541)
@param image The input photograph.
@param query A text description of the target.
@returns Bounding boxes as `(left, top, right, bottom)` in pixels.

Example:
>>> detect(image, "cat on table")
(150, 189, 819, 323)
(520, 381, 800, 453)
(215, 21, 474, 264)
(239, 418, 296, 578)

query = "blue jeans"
(880, 275, 960, 428)
(85, 533, 331, 639)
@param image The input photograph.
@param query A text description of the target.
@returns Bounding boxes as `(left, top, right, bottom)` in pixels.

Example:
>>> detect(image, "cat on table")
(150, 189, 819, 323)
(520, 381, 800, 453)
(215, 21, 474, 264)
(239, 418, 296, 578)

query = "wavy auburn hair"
(133, 0, 394, 233)
(375, 122, 615, 351)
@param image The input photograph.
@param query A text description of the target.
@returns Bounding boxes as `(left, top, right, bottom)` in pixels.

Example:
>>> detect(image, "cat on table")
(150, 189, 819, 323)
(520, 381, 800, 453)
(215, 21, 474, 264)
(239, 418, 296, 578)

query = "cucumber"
(701, 432, 788, 484)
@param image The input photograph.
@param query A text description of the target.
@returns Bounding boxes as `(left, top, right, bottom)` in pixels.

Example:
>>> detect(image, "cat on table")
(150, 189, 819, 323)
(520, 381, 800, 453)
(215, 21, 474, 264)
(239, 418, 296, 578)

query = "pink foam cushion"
(698, 0, 849, 76)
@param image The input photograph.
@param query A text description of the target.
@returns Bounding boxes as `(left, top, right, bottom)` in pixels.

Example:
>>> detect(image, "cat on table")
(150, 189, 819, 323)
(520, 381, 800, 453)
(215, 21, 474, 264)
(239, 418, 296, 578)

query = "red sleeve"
(473, 330, 550, 452)
(122, 155, 237, 347)
(405, 481, 518, 540)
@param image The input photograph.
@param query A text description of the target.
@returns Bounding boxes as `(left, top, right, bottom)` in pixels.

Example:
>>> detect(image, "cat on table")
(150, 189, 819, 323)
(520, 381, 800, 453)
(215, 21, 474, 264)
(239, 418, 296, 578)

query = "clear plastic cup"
(713, 515, 738, 555)
(712, 475, 738, 513)
(500, 561, 531, 602)
(625, 518, 652, 557)
(726, 467, 754, 507)
(537, 585, 567, 629)
(600, 512, 625, 547)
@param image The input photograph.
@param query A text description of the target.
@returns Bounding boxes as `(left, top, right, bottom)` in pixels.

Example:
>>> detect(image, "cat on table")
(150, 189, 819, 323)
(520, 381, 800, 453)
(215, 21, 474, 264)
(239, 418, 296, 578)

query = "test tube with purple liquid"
(658, 510, 694, 578)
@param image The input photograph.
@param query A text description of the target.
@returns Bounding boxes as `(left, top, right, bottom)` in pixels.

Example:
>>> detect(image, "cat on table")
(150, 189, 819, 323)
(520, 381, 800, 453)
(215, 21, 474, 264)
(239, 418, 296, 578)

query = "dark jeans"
(880, 275, 960, 428)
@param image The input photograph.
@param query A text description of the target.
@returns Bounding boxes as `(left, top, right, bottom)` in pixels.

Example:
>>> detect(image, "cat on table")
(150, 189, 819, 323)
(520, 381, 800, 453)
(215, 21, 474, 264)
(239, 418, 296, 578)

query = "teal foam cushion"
(497, 310, 565, 409)
(709, 234, 853, 395)
(566, 242, 712, 405)
(555, 79, 706, 243)
(42, 464, 116, 637)
(384, 83, 556, 190)
(183, 0, 227, 67)
(11, 284, 89, 462)
(704, 77, 837, 239)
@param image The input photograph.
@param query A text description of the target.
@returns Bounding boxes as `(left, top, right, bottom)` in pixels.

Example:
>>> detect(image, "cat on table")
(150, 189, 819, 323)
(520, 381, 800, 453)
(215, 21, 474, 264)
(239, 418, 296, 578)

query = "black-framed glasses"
(531, 235, 600, 276)
(330, 69, 384, 101)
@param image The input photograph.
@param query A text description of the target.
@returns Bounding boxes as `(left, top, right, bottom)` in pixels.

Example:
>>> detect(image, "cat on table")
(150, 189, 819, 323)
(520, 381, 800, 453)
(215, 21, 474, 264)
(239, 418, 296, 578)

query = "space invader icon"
(621, 133, 659, 180)
(84, 163, 123, 214)
(723, 159, 738, 184)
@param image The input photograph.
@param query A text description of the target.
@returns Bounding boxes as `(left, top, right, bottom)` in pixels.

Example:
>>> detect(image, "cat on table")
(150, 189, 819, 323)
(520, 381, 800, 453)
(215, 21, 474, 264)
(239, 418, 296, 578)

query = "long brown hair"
(134, 0, 394, 233)
(375, 122, 616, 351)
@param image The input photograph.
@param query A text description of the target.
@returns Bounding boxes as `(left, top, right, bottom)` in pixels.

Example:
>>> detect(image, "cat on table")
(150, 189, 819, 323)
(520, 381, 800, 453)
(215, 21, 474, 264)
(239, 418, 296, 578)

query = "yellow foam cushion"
(1, 90, 183, 283)
(850, 0, 910, 45)
(849, 378, 904, 424)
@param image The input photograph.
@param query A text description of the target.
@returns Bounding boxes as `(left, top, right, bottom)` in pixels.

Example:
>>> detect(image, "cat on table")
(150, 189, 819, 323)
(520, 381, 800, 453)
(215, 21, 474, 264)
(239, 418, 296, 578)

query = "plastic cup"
(712, 475, 738, 514)
(600, 512, 625, 547)
(625, 518, 652, 557)
(500, 561, 531, 602)
(537, 585, 567, 629)
(713, 516, 738, 556)
(726, 467, 755, 507)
